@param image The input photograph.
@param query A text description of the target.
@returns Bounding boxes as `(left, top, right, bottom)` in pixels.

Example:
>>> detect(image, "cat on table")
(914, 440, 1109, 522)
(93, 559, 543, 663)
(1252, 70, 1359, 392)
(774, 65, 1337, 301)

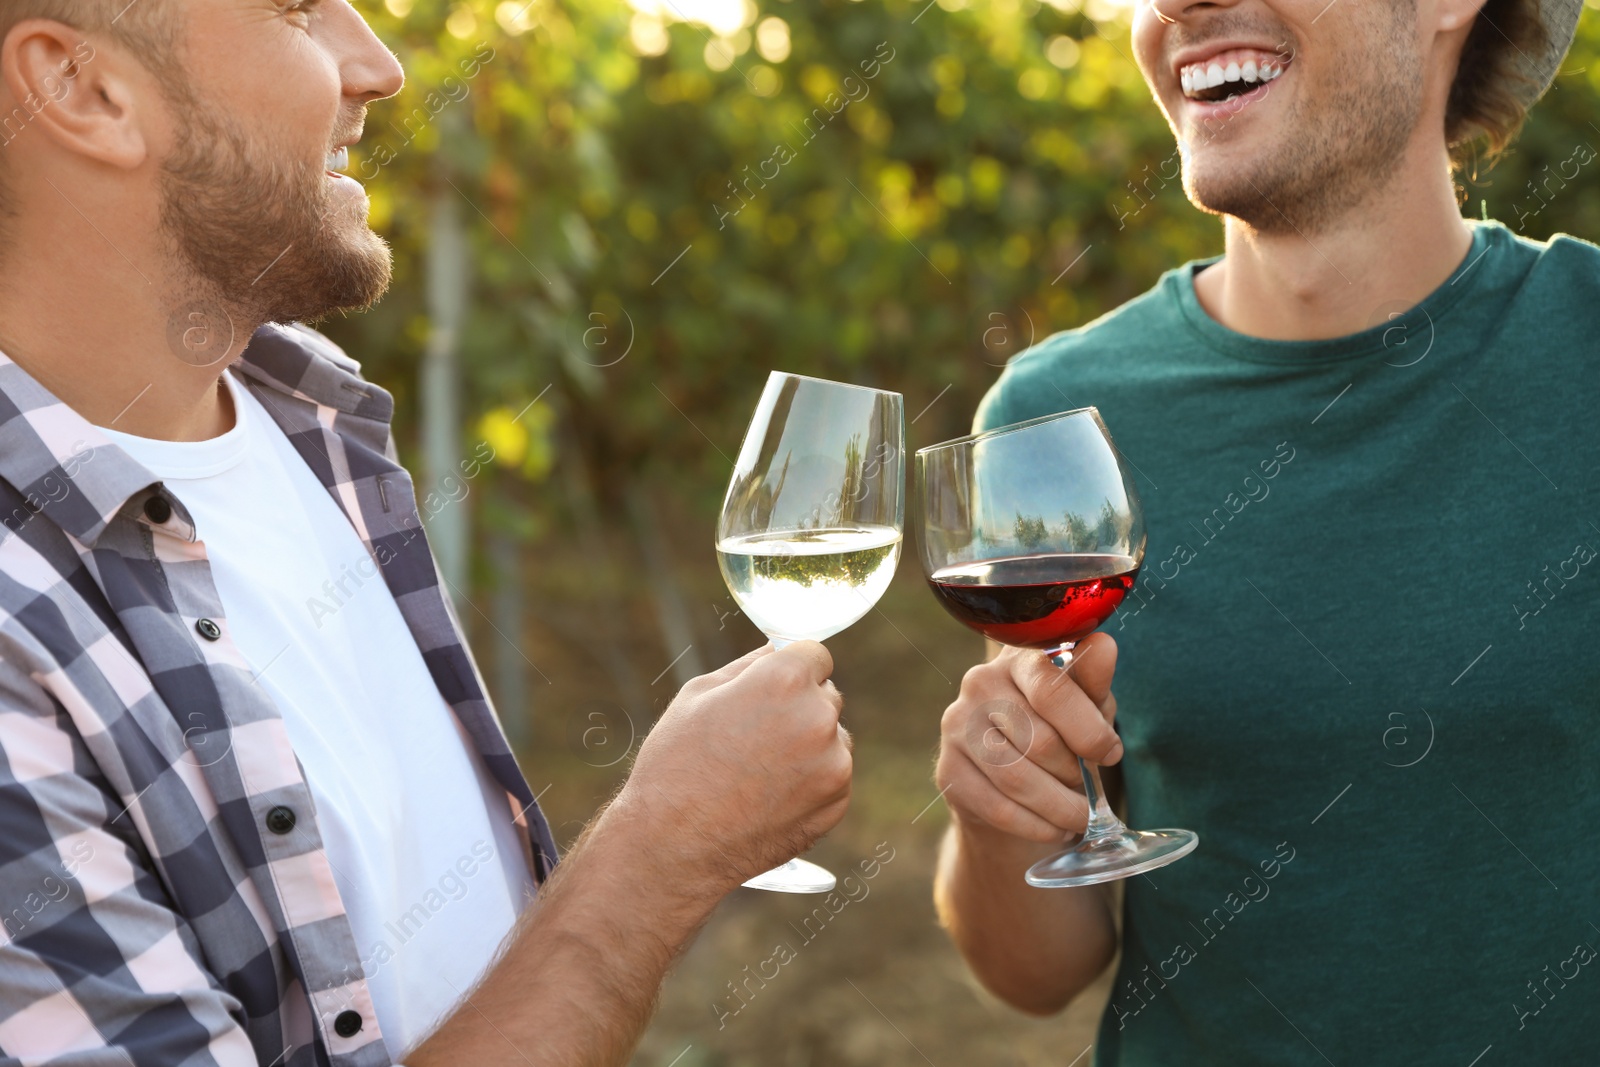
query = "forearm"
(934, 813, 1117, 1015)
(409, 791, 721, 1067)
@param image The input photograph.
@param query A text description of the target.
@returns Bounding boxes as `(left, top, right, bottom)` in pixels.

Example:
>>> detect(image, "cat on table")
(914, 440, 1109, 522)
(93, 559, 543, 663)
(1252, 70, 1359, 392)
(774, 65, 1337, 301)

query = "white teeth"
(1178, 55, 1288, 98)
(325, 146, 350, 172)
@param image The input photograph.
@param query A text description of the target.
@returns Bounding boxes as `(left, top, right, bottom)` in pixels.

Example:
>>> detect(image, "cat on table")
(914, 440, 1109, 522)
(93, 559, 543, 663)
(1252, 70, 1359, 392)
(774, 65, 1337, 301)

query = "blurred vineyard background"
(324, 0, 1600, 1062)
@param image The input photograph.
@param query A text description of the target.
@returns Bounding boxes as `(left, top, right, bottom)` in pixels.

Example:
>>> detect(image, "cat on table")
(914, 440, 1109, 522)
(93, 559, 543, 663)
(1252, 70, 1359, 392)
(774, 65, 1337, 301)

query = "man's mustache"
(1164, 15, 1297, 64)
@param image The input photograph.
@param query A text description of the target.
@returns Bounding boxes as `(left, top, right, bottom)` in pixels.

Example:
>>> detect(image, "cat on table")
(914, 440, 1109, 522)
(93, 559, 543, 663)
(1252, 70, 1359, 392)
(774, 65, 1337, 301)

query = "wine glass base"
(1026, 828, 1199, 888)
(742, 857, 837, 894)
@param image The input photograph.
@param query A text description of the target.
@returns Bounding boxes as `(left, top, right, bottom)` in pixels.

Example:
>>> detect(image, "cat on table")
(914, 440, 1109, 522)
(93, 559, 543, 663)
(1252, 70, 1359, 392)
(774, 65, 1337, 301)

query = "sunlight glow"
(628, 0, 758, 36)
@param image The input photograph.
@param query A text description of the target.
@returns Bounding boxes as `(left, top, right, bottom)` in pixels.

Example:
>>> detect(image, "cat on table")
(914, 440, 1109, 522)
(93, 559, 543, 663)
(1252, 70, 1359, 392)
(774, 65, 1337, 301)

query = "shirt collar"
(0, 321, 393, 550)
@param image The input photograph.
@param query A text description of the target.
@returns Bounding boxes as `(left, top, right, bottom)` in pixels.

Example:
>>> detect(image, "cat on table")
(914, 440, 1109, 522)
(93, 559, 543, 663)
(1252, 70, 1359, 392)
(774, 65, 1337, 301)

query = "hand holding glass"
(717, 372, 904, 893)
(916, 408, 1197, 887)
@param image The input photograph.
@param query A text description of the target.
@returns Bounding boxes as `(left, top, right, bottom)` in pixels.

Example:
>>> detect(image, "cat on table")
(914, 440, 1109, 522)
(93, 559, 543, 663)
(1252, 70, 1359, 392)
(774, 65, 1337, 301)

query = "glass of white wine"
(717, 371, 904, 894)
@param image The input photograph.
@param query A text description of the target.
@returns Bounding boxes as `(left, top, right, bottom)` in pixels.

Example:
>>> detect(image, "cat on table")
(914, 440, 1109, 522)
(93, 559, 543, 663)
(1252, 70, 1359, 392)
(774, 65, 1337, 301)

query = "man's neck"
(1192, 141, 1474, 343)
(0, 205, 253, 443)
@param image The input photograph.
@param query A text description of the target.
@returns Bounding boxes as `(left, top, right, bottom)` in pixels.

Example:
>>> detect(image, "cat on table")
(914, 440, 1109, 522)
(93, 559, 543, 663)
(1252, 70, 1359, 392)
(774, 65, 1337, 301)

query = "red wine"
(928, 554, 1140, 649)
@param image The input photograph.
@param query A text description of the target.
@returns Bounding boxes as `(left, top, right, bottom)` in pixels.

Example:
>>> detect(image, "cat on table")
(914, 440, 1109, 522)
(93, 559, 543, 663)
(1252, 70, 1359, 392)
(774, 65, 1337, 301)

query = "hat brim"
(1511, 0, 1584, 108)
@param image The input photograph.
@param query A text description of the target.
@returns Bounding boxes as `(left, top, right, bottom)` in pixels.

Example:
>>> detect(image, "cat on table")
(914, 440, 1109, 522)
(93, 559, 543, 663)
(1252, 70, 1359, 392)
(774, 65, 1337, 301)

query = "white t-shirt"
(97, 368, 531, 1058)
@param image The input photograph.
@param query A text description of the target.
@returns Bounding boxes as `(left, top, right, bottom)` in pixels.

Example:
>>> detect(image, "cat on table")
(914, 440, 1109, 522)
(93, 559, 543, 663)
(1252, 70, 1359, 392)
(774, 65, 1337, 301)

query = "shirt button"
(143, 495, 172, 524)
(195, 619, 222, 641)
(333, 1010, 363, 1038)
(265, 806, 296, 835)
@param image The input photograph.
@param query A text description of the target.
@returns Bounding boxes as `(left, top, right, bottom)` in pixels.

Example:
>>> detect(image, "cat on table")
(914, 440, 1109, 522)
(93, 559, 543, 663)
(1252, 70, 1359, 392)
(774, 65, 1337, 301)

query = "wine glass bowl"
(718, 374, 904, 647)
(718, 372, 905, 893)
(915, 407, 1197, 888)
(716, 526, 902, 645)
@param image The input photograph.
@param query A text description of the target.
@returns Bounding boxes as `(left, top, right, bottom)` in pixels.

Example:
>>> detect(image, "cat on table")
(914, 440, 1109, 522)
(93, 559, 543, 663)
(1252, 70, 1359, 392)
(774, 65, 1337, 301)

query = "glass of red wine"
(916, 407, 1198, 887)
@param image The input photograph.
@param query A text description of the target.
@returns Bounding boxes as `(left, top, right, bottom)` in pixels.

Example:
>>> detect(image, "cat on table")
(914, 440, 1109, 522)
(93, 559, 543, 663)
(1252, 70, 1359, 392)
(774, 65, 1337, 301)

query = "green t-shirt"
(975, 220, 1600, 1065)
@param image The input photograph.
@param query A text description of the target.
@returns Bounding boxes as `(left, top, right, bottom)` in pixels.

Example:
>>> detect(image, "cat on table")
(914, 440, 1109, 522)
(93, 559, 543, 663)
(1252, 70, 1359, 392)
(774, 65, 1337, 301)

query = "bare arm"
(931, 634, 1123, 1015)
(935, 811, 1117, 1015)
(410, 640, 851, 1067)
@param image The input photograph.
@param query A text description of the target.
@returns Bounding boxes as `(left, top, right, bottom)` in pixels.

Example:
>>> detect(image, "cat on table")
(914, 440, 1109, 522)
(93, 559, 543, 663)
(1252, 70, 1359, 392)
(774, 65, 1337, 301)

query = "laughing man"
(934, 0, 1598, 1062)
(0, 3, 853, 1065)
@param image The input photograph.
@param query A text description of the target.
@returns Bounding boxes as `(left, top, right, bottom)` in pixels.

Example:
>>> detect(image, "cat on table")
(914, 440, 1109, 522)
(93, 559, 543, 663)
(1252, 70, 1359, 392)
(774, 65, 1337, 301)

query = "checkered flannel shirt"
(0, 322, 559, 1066)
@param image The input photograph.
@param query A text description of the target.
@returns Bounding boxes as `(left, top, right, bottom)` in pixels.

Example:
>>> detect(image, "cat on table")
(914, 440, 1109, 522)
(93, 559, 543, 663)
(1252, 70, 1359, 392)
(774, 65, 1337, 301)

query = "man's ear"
(1435, 0, 1489, 34)
(1, 21, 147, 170)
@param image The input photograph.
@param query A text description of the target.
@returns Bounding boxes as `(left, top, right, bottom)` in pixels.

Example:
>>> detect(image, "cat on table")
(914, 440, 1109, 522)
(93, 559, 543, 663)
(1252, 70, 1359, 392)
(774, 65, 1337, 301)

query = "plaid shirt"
(0, 323, 559, 1066)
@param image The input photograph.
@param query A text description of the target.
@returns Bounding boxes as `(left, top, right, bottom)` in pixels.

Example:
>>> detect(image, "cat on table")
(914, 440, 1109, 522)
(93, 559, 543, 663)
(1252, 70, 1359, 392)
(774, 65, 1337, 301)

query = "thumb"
(1065, 632, 1119, 708)
(763, 639, 834, 686)
(696, 643, 777, 689)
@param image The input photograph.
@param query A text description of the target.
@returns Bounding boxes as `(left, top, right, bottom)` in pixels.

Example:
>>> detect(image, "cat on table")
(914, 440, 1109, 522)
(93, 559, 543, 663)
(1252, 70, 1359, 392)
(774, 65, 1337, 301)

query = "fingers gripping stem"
(1046, 644, 1124, 842)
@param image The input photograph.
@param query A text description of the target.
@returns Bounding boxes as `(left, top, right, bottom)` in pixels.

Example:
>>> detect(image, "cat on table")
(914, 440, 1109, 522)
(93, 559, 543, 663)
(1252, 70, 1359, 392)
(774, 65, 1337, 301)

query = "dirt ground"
(633, 768, 1115, 1067)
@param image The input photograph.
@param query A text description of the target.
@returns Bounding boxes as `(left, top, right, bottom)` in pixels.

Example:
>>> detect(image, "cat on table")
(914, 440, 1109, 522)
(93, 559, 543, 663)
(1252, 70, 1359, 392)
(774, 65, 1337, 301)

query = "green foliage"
(728, 531, 899, 588)
(324, 0, 1600, 537)
(1013, 510, 1047, 548)
(1062, 508, 1093, 550)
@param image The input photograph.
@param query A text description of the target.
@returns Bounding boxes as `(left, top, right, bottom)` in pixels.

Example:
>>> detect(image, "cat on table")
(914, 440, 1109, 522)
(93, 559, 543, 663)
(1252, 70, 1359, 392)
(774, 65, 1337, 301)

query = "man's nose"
(326, 0, 406, 103)
(1147, 0, 1245, 25)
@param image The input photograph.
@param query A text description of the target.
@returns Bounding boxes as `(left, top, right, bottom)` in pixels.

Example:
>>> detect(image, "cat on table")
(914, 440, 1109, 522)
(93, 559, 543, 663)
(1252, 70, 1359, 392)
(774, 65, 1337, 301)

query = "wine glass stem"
(1047, 644, 1126, 843)
(1075, 756, 1124, 842)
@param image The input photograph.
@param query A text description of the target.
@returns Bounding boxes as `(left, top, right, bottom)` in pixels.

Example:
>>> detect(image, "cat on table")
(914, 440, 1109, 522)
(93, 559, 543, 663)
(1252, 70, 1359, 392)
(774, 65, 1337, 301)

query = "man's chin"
(254, 229, 394, 325)
(1181, 163, 1298, 232)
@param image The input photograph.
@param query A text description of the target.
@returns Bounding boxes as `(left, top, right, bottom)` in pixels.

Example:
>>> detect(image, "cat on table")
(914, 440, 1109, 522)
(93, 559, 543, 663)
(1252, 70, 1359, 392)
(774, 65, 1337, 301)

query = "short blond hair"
(0, 0, 177, 61)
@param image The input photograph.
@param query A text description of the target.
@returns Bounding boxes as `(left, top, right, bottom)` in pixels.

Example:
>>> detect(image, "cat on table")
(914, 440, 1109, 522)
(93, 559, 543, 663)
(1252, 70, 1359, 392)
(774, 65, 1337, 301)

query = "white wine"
(716, 525, 902, 644)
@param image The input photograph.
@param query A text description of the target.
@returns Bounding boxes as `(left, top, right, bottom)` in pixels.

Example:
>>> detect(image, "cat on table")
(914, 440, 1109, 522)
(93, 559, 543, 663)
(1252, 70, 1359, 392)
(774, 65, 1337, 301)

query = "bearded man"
(934, 0, 1597, 1062)
(0, 4, 853, 1065)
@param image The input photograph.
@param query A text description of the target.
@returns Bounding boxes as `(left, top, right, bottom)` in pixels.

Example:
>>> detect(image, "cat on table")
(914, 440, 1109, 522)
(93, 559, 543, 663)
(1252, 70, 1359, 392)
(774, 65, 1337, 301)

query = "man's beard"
(158, 93, 392, 328)
(1178, 16, 1425, 236)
